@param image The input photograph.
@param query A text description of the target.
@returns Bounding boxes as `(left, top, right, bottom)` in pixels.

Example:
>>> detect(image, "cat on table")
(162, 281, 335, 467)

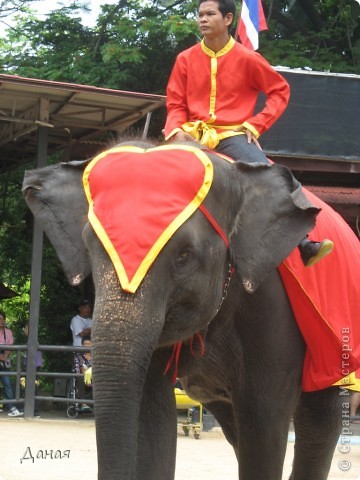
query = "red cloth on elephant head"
(82, 145, 214, 293)
(278, 188, 360, 392)
(83, 145, 360, 393)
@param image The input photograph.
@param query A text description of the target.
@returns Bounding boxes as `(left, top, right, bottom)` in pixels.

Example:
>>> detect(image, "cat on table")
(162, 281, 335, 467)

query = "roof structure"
(0, 74, 166, 170)
(0, 75, 165, 411)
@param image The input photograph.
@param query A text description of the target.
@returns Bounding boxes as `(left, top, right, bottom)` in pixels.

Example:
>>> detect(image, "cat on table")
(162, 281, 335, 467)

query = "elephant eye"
(176, 247, 193, 266)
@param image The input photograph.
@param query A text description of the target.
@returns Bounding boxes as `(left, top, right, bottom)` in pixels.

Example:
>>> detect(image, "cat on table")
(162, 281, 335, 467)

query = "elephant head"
(22, 142, 319, 479)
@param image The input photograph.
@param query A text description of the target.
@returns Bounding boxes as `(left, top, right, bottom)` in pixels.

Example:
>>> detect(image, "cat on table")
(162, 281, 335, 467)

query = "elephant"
(22, 140, 350, 480)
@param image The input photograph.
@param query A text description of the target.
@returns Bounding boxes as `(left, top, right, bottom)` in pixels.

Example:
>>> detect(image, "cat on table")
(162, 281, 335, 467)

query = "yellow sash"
(182, 121, 244, 149)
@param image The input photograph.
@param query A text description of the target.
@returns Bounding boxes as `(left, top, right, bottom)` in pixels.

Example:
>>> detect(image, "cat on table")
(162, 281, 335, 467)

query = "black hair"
(79, 300, 91, 308)
(198, 0, 236, 28)
(82, 335, 91, 344)
(0, 311, 6, 320)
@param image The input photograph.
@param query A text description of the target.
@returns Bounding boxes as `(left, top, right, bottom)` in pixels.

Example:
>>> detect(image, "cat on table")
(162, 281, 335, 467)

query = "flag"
(237, 0, 268, 51)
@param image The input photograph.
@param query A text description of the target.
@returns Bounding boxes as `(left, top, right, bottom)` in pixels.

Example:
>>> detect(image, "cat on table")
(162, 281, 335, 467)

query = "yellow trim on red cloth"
(200, 36, 236, 58)
(201, 37, 235, 124)
(83, 144, 214, 293)
(334, 371, 360, 392)
(164, 36, 290, 144)
(278, 187, 360, 392)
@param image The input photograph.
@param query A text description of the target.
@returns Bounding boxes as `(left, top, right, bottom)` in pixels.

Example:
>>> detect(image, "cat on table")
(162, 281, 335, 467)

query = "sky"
(0, 0, 120, 32)
(30, 0, 120, 26)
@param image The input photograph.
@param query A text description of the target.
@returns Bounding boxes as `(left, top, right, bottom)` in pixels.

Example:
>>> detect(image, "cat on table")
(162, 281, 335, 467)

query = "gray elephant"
(22, 141, 345, 480)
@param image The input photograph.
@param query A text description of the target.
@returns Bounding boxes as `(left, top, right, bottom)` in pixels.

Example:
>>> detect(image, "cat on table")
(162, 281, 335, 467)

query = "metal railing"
(0, 344, 93, 417)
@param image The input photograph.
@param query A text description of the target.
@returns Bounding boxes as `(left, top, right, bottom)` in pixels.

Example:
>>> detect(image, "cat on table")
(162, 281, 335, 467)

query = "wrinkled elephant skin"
(22, 142, 342, 480)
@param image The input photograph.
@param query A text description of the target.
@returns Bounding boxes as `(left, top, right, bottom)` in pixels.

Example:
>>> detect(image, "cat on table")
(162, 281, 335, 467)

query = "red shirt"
(165, 37, 290, 141)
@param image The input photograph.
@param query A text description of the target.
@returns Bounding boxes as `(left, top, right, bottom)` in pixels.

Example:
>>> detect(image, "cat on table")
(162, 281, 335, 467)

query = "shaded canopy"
(0, 73, 166, 170)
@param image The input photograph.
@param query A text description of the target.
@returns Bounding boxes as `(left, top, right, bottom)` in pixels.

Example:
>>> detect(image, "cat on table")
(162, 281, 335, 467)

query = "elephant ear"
(231, 161, 319, 293)
(22, 160, 91, 286)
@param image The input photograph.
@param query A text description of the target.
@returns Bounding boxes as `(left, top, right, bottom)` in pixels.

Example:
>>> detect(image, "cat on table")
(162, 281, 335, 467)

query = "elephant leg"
(289, 387, 342, 480)
(204, 401, 238, 457)
(233, 377, 300, 480)
(136, 352, 177, 480)
(232, 273, 305, 479)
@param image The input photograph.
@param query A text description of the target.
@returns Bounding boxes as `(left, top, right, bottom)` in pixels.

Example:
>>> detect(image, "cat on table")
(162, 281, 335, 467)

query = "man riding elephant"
(164, 0, 333, 267)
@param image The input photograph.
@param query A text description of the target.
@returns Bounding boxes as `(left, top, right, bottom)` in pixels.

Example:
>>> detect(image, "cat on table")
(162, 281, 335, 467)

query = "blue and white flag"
(237, 0, 268, 51)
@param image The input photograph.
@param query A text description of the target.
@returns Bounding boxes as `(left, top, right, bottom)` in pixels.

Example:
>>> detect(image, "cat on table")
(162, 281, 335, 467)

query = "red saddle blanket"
(279, 188, 360, 392)
(83, 145, 360, 392)
(83, 145, 214, 293)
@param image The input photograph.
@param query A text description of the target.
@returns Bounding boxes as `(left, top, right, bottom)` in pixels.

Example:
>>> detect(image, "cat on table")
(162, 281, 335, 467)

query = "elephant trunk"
(92, 294, 165, 480)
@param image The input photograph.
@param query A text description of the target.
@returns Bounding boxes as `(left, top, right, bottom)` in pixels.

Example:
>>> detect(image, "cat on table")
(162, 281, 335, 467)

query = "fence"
(0, 344, 93, 417)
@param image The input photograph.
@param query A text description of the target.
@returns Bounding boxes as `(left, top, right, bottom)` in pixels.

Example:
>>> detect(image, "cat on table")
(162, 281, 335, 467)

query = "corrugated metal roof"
(0, 74, 166, 169)
(306, 185, 360, 206)
(306, 185, 360, 234)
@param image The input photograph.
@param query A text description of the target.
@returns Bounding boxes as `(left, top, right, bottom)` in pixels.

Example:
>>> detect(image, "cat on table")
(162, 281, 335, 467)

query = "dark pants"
(0, 373, 15, 410)
(216, 136, 313, 252)
(215, 135, 270, 165)
(77, 377, 92, 402)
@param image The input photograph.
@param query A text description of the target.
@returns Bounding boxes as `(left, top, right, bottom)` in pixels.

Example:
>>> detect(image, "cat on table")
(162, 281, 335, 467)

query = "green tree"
(1, 1, 359, 86)
(0, 0, 38, 19)
(0, 0, 199, 91)
(261, 0, 360, 73)
(0, 164, 86, 376)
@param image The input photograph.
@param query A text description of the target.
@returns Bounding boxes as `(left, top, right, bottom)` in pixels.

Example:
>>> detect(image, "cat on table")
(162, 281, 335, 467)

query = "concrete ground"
(1, 411, 360, 480)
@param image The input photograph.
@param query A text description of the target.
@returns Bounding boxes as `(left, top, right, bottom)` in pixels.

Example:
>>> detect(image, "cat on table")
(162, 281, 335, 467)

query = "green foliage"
(0, 165, 32, 289)
(1, 0, 359, 85)
(0, 0, 199, 92)
(260, 0, 360, 73)
(0, 163, 85, 375)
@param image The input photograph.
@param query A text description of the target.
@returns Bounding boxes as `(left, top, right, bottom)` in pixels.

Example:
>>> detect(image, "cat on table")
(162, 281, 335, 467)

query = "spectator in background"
(73, 335, 92, 412)
(0, 311, 23, 416)
(70, 300, 92, 347)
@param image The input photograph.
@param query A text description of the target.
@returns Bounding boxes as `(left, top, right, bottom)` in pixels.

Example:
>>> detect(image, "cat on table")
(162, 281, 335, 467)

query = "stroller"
(66, 348, 93, 419)
(66, 370, 93, 418)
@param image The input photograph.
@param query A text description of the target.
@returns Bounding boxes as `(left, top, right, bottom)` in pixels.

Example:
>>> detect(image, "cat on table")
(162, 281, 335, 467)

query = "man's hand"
(235, 126, 263, 151)
(167, 131, 195, 143)
(80, 328, 91, 337)
(244, 129, 262, 151)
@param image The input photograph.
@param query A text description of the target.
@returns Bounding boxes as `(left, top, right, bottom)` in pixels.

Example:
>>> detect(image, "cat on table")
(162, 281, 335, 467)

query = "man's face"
(197, 1, 232, 39)
(79, 305, 91, 318)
